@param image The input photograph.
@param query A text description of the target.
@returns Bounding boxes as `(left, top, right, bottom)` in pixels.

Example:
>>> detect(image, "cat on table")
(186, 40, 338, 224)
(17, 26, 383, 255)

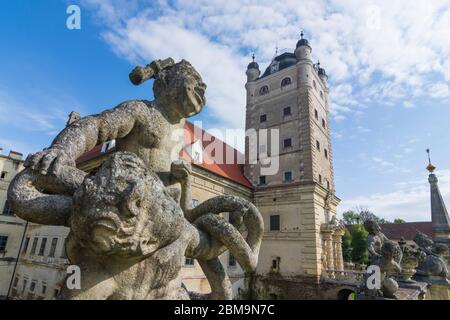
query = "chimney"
(67, 111, 81, 127)
(8, 150, 23, 160)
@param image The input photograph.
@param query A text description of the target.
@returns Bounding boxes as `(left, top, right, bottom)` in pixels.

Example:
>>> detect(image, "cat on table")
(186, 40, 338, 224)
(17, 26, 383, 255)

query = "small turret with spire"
(426, 149, 450, 240)
(246, 53, 260, 82)
(295, 30, 312, 61)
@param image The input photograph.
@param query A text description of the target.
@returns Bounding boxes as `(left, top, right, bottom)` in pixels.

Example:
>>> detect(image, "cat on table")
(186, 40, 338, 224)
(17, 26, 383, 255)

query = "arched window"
(281, 77, 291, 87)
(320, 91, 324, 99)
(316, 140, 320, 151)
(259, 85, 269, 95)
(313, 80, 317, 90)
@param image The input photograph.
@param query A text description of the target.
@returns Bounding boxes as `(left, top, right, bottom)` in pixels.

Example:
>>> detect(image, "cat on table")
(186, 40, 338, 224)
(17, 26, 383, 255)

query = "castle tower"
(244, 32, 341, 298)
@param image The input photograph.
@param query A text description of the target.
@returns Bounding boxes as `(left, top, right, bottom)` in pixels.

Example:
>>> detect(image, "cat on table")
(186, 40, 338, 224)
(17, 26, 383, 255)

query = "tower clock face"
(270, 62, 279, 73)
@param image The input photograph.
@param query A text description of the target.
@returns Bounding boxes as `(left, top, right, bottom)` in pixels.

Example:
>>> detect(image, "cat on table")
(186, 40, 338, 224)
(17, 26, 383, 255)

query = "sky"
(1, 0, 450, 222)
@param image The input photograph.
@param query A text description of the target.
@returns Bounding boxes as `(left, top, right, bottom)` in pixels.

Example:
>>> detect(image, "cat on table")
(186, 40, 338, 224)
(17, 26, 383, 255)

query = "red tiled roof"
(76, 121, 253, 189)
(378, 222, 432, 241)
(346, 222, 432, 241)
(181, 121, 252, 188)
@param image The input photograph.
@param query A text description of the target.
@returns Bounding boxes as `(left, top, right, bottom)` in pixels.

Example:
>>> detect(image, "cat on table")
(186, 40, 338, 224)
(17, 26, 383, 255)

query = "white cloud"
(82, 0, 450, 126)
(428, 82, 450, 99)
(339, 169, 450, 222)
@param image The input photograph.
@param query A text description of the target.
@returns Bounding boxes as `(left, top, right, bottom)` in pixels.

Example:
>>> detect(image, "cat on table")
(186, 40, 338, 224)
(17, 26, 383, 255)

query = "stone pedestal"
(333, 230, 344, 271)
(426, 284, 450, 300)
(322, 231, 335, 271)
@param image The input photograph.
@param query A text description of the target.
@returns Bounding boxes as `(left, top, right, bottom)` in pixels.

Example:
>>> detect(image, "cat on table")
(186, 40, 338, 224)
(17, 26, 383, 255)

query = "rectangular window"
(13, 276, 19, 288)
(260, 114, 267, 123)
(0, 235, 8, 252)
(22, 279, 28, 293)
(319, 174, 322, 184)
(185, 258, 194, 266)
(54, 288, 60, 298)
(30, 280, 37, 292)
(283, 138, 292, 148)
(0, 171, 7, 179)
(60, 238, 67, 258)
(259, 176, 266, 185)
(322, 118, 326, 129)
(2, 200, 14, 216)
(327, 180, 330, 190)
(270, 215, 280, 231)
(229, 254, 236, 267)
(22, 237, 30, 254)
(30, 237, 38, 255)
(48, 238, 58, 258)
(284, 171, 293, 182)
(271, 257, 280, 272)
(42, 284, 47, 295)
(324, 149, 328, 159)
(283, 107, 291, 116)
(38, 237, 47, 256)
(316, 140, 321, 151)
(314, 109, 318, 120)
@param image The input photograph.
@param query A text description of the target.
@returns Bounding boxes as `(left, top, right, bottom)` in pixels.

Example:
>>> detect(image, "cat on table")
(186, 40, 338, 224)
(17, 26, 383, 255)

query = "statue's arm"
(25, 100, 155, 175)
(367, 236, 379, 257)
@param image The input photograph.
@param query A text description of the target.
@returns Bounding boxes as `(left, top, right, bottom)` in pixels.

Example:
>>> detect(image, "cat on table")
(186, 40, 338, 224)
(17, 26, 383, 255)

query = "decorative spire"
(301, 30, 304, 39)
(426, 148, 436, 173)
(426, 149, 450, 238)
(252, 53, 255, 62)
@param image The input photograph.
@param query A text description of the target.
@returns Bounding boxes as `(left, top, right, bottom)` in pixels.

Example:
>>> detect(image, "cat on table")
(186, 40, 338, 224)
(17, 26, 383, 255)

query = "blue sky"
(1, 0, 450, 222)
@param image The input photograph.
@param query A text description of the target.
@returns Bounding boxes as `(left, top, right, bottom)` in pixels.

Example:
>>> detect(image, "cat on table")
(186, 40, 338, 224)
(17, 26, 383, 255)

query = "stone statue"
(398, 238, 424, 283)
(364, 219, 402, 266)
(379, 240, 402, 298)
(8, 58, 264, 300)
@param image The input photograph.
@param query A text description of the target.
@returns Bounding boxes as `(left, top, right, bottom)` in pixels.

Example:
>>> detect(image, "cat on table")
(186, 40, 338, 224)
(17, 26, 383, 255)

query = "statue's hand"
(25, 147, 75, 175)
(171, 160, 192, 181)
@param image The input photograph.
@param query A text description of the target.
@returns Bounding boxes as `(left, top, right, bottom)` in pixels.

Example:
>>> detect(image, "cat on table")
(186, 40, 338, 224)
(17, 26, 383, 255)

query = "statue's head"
(432, 243, 449, 256)
(381, 240, 399, 260)
(70, 152, 184, 258)
(413, 232, 434, 249)
(363, 219, 381, 235)
(153, 59, 206, 121)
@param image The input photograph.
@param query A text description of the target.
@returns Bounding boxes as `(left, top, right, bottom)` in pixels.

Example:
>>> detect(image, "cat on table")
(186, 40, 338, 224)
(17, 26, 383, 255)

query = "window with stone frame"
(281, 77, 291, 87)
(316, 140, 321, 151)
(260, 114, 267, 123)
(38, 237, 47, 256)
(322, 118, 326, 129)
(283, 106, 291, 117)
(259, 85, 269, 95)
(2, 200, 14, 216)
(284, 171, 293, 182)
(48, 237, 58, 258)
(0, 235, 8, 252)
(30, 237, 38, 255)
(324, 148, 328, 159)
(259, 176, 266, 185)
(0, 171, 7, 180)
(270, 215, 280, 231)
(22, 237, 30, 255)
(185, 257, 195, 266)
(283, 138, 292, 149)
(314, 109, 319, 120)
(228, 254, 236, 267)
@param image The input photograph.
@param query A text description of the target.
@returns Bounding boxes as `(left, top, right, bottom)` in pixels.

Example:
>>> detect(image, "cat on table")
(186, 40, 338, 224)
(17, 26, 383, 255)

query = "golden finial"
(426, 148, 436, 173)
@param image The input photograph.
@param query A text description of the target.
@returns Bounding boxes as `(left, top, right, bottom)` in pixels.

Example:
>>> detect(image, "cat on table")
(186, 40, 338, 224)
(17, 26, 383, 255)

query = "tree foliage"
(349, 224, 369, 264)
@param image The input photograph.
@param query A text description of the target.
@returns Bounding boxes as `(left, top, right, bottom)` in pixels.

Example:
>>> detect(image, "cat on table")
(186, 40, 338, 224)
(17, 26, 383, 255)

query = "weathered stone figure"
(8, 58, 264, 299)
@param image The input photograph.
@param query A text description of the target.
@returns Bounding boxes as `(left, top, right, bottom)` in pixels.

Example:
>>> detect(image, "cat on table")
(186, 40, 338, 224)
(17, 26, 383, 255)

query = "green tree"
(342, 211, 361, 225)
(341, 228, 353, 262)
(350, 224, 369, 264)
(393, 218, 406, 224)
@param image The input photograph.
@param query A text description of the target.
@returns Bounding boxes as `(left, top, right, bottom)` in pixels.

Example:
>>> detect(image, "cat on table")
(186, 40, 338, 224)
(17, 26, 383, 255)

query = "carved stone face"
(153, 59, 206, 121)
(70, 152, 184, 258)
(364, 219, 381, 235)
